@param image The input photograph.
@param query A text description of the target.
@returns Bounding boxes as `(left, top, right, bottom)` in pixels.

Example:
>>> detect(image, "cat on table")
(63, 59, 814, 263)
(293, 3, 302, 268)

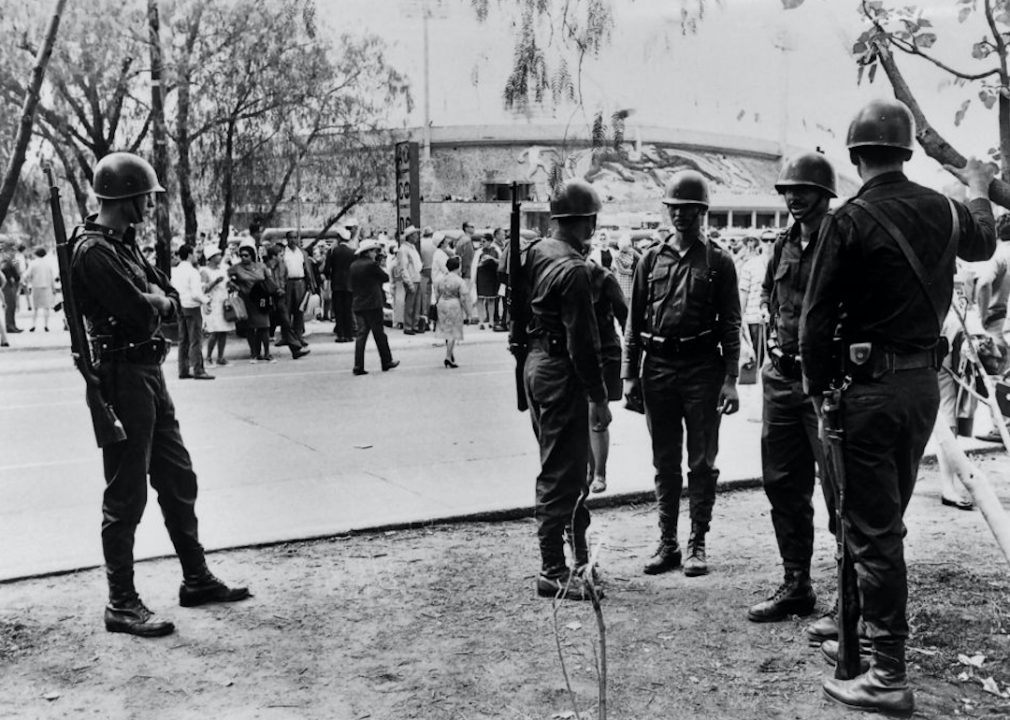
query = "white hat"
(356, 239, 381, 255)
(238, 238, 256, 251)
(402, 225, 421, 238)
(344, 217, 359, 227)
(204, 244, 223, 260)
(336, 227, 351, 241)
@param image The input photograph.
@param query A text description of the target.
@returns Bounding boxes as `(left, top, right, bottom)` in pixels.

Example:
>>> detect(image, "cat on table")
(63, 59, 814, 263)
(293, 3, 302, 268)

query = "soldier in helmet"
(747, 151, 837, 626)
(72, 152, 250, 638)
(801, 99, 996, 716)
(522, 178, 611, 601)
(622, 170, 741, 578)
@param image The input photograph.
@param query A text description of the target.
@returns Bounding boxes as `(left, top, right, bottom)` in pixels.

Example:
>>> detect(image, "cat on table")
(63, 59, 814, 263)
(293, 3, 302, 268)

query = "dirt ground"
(3, 455, 1010, 720)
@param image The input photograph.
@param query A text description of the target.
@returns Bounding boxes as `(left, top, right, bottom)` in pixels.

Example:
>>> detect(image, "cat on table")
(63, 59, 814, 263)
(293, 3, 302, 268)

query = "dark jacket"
(762, 224, 818, 357)
(350, 256, 388, 312)
(800, 172, 996, 395)
(325, 242, 356, 293)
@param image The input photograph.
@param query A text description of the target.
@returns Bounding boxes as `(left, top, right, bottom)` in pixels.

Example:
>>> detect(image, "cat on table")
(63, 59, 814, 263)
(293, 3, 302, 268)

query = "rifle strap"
(849, 198, 958, 333)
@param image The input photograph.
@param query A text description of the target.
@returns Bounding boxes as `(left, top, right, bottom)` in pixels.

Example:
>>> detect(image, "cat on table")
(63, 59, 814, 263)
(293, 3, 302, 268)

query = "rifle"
(45, 165, 127, 448)
(820, 385, 861, 680)
(507, 181, 528, 412)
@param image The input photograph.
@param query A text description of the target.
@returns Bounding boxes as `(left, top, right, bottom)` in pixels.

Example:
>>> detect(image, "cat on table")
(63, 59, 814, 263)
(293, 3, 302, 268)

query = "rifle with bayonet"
(507, 181, 528, 412)
(820, 384, 861, 680)
(46, 165, 127, 448)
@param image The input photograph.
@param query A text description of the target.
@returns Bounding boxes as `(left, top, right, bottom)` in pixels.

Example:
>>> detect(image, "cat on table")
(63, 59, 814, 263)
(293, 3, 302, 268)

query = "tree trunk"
(173, 4, 204, 247)
(148, 0, 172, 274)
(315, 195, 364, 239)
(0, 0, 68, 230)
(875, 42, 1010, 210)
(219, 117, 237, 247)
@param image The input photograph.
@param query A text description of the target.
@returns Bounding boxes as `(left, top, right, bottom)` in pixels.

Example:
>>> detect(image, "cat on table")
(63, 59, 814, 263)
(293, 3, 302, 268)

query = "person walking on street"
(522, 179, 611, 601)
(623, 170, 741, 578)
(170, 245, 213, 380)
(282, 231, 312, 349)
(1, 242, 22, 333)
(71, 152, 249, 638)
(350, 240, 399, 375)
(801, 99, 996, 717)
(747, 152, 837, 625)
(325, 227, 356, 342)
(435, 255, 466, 367)
(587, 257, 628, 494)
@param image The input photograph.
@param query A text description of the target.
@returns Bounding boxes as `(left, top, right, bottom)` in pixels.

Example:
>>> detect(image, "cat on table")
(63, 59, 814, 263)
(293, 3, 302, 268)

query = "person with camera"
(71, 152, 249, 638)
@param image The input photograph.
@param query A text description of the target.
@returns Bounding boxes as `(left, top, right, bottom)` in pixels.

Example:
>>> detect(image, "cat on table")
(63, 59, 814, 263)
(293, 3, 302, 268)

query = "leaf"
(551, 713, 576, 720)
(916, 32, 936, 48)
(565, 621, 582, 630)
(853, 41, 868, 55)
(981, 676, 1003, 696)
(972, 41, 990, 59)
(955, 99, 971, 126)
(868, 62, 878, 84)
(981, 89, 998, 110)
(781, 0, 805, 8)
(959, 7, 972, 22)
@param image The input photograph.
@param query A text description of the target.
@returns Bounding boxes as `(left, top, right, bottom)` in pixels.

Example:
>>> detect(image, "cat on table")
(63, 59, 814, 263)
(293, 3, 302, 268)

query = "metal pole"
(423, 0, 431, 161)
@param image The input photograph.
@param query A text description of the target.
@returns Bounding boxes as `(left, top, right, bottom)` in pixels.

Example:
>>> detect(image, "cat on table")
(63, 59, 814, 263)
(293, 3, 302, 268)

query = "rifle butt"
(86, 386, 127, 447)
(834, 546, 862, 680)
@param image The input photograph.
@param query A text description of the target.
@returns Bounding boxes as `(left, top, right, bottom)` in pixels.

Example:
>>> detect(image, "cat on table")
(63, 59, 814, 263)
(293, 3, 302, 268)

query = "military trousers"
(840, 369, 938, 640)
(641, 354, 724, 539)
(98, 361, 204, 593)
(761, 363, 834, 574)
(524, 348, 590, 574)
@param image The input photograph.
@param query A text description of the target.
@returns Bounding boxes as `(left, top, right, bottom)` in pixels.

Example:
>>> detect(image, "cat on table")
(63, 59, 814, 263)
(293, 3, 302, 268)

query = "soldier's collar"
(858, 171, 907, 194)
(83, 215, 137, 245)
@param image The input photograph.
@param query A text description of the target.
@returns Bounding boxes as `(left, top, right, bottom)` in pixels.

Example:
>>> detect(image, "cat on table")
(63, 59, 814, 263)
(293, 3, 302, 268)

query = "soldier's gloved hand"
(716, 379, 739, 415)
(590, 400, 612, 432)
(945, 157, 997, 199)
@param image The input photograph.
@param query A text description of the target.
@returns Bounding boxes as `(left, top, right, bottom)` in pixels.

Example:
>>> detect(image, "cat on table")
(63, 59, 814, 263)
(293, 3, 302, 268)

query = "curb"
(6, 444, 1002, 585)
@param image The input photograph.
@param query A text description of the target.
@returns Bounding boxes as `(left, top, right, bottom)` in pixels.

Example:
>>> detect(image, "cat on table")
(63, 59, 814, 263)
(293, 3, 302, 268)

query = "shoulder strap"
(849, 198, 958, 332)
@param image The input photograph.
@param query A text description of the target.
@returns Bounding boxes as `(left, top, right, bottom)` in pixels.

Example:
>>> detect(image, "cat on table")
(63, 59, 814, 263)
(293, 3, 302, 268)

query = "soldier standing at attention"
(523, 179, 611, 601)
(747, 152, 837, 624)
(72, 152, 250, 638)
(800, 99, 996, 716)
(623, 170, 741, 578)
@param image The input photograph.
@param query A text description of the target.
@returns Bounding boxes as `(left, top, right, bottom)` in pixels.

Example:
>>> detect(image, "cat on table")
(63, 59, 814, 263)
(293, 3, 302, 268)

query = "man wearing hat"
(71, 152, 249, 639)
(396, 225, 424, 334)
(418, 226, 437, 330)
(801, 98, 996, 716)
(622, 170, 741, 579)
(350, 239, 399, 374)
(324, 226, 356, 342)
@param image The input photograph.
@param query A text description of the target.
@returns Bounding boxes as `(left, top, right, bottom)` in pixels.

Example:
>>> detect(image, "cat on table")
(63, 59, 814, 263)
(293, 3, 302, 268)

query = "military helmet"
(662, 170, 710, 208)
(93, 152, 166, 200)
(845, 98, 915, 154)
(775, 152, 837, 198)
(550, 179, 603, 219)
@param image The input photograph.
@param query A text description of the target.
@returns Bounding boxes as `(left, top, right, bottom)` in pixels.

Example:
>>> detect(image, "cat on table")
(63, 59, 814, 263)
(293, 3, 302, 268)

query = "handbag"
(227, 292, 248, 321)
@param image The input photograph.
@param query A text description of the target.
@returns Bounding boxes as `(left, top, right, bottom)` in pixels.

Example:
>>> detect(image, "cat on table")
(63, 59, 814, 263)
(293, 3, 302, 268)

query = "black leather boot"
(806, 595, 839, 646)
(683, 528, 709, 577)
(105, 574, 174, 638)
(536, 547, 597, 601)
(747, 569, 816, 622)
(823, 639, 915, 718)
(819, 638, 873, 674)
(643, 538, 682, 575)
(179, 564, 251, 608)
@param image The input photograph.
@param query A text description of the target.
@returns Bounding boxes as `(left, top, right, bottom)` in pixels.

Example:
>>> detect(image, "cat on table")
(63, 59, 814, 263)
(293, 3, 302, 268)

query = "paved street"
(0, 315, 999, 582)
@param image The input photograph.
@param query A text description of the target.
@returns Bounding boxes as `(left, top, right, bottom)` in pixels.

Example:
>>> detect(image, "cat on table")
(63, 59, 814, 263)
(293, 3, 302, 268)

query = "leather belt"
(92, 336, 170, 366)
(528, 334, 567, 357)
(846, 341, 946, 380)
(640, 330, 716, 359)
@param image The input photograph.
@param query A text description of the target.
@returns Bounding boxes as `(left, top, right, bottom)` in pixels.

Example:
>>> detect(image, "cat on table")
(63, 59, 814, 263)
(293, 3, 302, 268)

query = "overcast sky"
(319, 0, 1001, 191)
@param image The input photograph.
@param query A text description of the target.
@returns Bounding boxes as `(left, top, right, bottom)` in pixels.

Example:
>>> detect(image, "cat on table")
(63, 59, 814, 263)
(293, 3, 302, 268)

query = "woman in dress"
(227, 239, 275, 363)
(435, 255, 466, 368)
(201, 245, 233, 366)
(24, 247, 57, 332)
(474, 234, 501, 330)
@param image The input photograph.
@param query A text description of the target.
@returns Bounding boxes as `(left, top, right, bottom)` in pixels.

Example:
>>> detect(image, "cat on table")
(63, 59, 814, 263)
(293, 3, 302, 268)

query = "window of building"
(485, 183, 533, 202)
(755, 213, 777, 228)
(731, 212, 753, 228)
(707, 212, 728, 229)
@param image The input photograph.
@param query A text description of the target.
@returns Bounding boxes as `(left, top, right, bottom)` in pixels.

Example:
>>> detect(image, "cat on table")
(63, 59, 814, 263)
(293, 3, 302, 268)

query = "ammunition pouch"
(769, 349, 802, 380)
(844, 339, 947, 381)
(529, 333, 567, 358)
(640, 330, 717, 359)
(92, 336, 171, 366)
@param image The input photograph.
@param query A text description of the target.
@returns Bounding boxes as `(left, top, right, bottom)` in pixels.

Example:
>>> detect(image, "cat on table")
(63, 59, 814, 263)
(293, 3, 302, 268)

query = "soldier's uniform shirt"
(621, 236, 741, 540)
(758, 223, 833, 574)
(522, 237, 605, 573)
(800, 171, 995, 640)
(72, 218, 207, 588)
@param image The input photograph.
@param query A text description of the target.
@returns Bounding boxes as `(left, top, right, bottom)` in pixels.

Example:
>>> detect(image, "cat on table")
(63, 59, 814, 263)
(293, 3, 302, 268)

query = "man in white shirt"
(283, 231, 312, 349)
(397, 226, 424, 334)
(171, 245, 213, 379)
